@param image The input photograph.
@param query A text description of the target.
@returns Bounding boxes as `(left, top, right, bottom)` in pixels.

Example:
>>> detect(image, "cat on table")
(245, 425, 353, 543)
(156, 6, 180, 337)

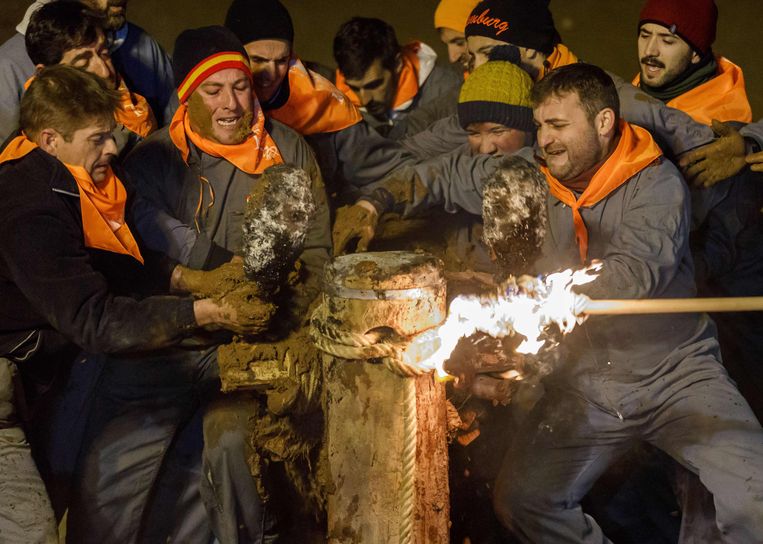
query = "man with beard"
(635, 0, 750, 125)
(0, 64, 262, 543)
(0, 0, 173, 143)
(224, 0, 414, 202)
(492, 62, 763, 544)
(66, 26, 330, 544)
(632, 0, 763, 417)
(333, 17, 462, 140)
(21, 1, 157, 158)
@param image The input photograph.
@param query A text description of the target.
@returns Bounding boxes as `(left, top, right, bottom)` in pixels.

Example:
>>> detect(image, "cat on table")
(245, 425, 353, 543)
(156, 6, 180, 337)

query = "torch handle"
(585, 296, 763, 315)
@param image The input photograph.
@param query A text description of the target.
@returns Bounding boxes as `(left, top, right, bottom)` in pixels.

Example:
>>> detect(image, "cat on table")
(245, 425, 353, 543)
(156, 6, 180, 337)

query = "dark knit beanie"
(225, 0, 294, 46)
(458, 48, 534, 131)
(173, 26, 251, 103)
(639, 0, 717, 55)
(465, 0, 560, 56)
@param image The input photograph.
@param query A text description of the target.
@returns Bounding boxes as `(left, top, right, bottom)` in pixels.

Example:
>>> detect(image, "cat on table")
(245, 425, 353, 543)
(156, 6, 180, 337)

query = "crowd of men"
(0, 0, 761, 542)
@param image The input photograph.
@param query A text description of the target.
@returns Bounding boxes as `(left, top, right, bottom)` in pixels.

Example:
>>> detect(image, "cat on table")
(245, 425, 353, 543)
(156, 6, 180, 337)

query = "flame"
(402, 263, 602, 378)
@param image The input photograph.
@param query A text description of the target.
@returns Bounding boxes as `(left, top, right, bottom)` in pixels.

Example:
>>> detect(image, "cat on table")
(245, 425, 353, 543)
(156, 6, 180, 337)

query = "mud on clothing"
(492, 142, 763, 544)
(65, 119, 332, 543)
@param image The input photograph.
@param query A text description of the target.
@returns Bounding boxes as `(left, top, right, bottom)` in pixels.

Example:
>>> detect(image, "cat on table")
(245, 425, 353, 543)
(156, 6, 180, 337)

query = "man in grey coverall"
(493, 63, 763, 544)
(337, 62, 763, 543)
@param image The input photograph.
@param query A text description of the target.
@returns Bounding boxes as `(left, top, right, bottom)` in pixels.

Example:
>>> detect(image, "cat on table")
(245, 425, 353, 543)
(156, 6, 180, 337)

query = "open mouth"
(217, 117, 240, 128)
(544, 147, 565, 159)
(640, 58, 665, 75)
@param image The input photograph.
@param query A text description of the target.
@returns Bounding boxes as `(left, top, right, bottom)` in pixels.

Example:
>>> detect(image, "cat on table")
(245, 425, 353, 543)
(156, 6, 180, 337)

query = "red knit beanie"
(639, 0, 717, 55)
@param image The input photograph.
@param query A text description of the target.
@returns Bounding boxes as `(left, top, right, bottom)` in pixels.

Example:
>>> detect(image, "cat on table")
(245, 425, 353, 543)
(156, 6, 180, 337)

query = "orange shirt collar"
(0, 135, 143, 263)
(168, 97, 283, 175)
(541, 121, 662, 263)
(65, 163, 144, 263)
(267, 58, 362, 135)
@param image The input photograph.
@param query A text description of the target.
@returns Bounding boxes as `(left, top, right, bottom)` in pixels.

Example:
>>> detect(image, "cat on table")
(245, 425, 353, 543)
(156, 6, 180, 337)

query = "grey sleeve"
(577, 162, 692, 300)
(610, 71, 714, 156)
(361, 146, 526, 217)
(402, 93, 459, 137)
(399, 114, 468, 160)
(740, 119, 763, 150)
(290, 145, 332, 323)
(307, 121, 415, 191)
(0, 35, 33, 144)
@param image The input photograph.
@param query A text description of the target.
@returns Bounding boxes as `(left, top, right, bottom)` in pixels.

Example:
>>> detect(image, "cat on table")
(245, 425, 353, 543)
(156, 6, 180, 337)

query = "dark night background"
(1, 0, 761, 118)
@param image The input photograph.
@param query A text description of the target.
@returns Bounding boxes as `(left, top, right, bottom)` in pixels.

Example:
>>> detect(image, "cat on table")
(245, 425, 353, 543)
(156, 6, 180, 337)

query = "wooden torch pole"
(585, 296, 763, 315)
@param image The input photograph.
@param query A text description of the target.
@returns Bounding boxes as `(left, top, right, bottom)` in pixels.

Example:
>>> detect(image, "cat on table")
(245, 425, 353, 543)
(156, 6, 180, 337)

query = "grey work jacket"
(124, 119, 332, 317)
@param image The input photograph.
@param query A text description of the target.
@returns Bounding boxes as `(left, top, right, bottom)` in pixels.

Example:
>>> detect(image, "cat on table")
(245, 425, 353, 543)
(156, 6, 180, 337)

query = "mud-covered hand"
(679, 120, 747, 187)
(173, 260, 262, 299)
(470, 374, 516, 404)
(332, 201, 379, 256)
(206, 283, 276, 335)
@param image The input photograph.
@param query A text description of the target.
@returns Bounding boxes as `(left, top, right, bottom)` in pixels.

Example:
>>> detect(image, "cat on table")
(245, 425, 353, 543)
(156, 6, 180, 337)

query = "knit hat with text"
(458, 46, 534, 130)
(464, 0, 560, 56)
(225, 0, 294, 46)
(639, 0, 717, 55)
(173, 26, 251, 103)
(434, 0, 480, 33)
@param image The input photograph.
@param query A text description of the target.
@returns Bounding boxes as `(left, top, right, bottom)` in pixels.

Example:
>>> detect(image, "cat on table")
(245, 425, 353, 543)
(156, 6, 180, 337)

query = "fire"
(402, 264, 602, 378)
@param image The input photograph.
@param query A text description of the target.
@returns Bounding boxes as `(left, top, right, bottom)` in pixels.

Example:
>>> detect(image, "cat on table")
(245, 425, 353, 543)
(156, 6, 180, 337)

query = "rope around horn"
(309, 302, 426, 378)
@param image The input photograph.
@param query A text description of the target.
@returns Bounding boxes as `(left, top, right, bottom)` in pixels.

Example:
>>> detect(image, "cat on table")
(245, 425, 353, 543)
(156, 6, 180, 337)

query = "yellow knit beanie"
(458, 54, 534, 130)
(434, 0, 481, 33)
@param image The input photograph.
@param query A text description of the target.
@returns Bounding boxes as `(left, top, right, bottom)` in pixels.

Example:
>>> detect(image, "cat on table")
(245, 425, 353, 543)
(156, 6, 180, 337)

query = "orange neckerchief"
(115, 80, 157, 138)
(267, 58, 362, 135)
(538, 43, 579, 81)
(25, 75, 156, 138)
(0, 135, 143, 264)
(168, 98, 283, 175)
(335, 41, 423, 111)
(65, 164, 144, 263)
(540, 121, 662, 263)
(632, 56, 752, 125)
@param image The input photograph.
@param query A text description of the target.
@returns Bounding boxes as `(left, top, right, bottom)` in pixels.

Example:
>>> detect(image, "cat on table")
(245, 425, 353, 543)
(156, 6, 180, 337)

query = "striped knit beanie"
(172, 26, 251, 103)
